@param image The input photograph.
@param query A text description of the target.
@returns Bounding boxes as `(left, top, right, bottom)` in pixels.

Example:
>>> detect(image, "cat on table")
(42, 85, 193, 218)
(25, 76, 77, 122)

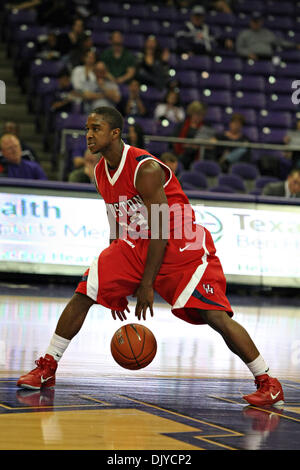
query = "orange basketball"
(110, 323, 157, 370)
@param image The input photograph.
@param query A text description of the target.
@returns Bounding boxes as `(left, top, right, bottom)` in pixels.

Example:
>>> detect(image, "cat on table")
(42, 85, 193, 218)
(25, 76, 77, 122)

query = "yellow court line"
(0, 403, 104, 411)
(209, 395, 300, 424)
(78, 395, 111, 406)
(117, 394, 243, 438)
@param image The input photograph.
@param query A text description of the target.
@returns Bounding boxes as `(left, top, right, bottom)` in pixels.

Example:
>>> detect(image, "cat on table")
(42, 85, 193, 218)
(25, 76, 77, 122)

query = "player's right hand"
(111, 306, 130, 321)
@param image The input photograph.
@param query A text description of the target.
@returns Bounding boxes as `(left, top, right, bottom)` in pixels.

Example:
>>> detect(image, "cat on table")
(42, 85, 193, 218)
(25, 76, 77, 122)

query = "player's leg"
(198, 309, 284, 406)
(17, 293, 95, 390)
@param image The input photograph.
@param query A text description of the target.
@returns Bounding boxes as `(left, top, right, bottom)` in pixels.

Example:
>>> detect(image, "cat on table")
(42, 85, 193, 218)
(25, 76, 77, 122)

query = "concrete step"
(0, 103, 35, 123)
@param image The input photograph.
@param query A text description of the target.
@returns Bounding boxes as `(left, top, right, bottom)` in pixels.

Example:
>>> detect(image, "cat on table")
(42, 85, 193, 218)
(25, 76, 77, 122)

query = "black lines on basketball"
(111, 323, 157, 370)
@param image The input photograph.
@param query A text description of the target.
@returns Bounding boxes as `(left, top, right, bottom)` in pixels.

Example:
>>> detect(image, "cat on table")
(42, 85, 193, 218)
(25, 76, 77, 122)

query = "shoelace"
(34, 357, 49, 369)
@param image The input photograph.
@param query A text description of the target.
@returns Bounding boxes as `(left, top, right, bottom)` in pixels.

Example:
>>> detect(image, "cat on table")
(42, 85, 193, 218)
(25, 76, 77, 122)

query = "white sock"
(45, 333, 71, 362)
(246, 354, 271, 378)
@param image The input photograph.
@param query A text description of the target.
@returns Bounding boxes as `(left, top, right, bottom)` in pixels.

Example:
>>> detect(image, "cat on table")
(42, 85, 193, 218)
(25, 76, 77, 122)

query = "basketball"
(110, 323, 157, 370)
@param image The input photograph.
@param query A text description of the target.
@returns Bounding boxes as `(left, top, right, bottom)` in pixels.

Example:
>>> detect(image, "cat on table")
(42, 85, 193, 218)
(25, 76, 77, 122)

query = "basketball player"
(17, 107, 284, 407)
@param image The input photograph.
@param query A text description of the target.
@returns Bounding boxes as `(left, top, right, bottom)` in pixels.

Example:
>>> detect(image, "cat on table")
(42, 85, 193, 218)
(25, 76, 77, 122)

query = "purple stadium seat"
(231, 162, 259, 179)
(235, 0, 265, 14)
(280, 50, 300, 62)
(242, 60, 275, 76)
(146, 141, 169, 156)
(218, 174, 246, 193)
(97, 3, 121, 16)
(255, 176, 280, 190)
(8, 8, 37, 26)
(156, 121, 177, 137)
(175, 70, 198, 88)
(126, 117, 157, 135)
(205, 106, 223, 124)
(206, 12, 235, 26)
(140, 86, 164, 103)
(55, 113, 87, 133)
(180, 171, 207, 190)
(230, 162, 259, 191)
(201, 90, 232, 107)
(91, 31, 110, 48)
(212, 57, 243, 74)
(259, 129, 287, 144)
(275, 64, 300, 78)
(258, 111, 292, 128)
(92, 17, 130, 33)
(197, 73, 231, 90)
(147, 5, 177, 21)
(30, 59, 65, 80)
(209, 185, 234, 193)
(15, 25, 48, 43)
(232, 75, 265, 92)
(266, 1, 294, 15)
(264, 16, 293, 30)
(176, 55, 212, 72)
(159, 21, 182, 36)
(180, 88, 200, 104)
(266, 94, 296, 111)
(244, 126, 259, 141)
(128, 19, 160, 35)
(232, 91, 266, 109)
(119, 3, 149, 19)
(265, 77, 295, 94)
(158, 36, 177, 51)
(192, 160, 221, 187)
(192, 160, 221, 176)
(123, 34, 145, 50)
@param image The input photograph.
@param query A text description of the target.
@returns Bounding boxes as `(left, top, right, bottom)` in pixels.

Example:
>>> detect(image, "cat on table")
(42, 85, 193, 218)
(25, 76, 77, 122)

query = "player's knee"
(205, 310, 231, 333)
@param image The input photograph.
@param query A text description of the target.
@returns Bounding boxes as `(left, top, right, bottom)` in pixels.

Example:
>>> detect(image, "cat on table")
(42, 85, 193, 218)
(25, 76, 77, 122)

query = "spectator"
(160, 151, 180, 177)
(173, 101, 215, 169)
(124, 79, 147, 117)
(213, 113, 251, 171)
(236, 12, 300, 61)
(71, 49, 97, 112)
(283, 120, 300, 169)
(36, 32, 62, 61)
(135, 35, 170, 90)
(100, 31, 136, 85)
(126, 123, 145, 149)
(82, 61, 121, 113)
(50, 69, 79, 114)
(262, 169, 300, 198)
(2, 121, 38, 162)
(68, 149, 99, 183)
(56, 17, 89, 66)
(0, 134, 47, 180)
(175, 5, 232, 56)
(154, 89, 185, 124)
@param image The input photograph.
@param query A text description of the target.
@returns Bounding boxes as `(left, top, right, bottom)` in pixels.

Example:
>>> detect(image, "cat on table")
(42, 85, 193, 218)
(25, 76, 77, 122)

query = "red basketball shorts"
(75, 225, 233, 325)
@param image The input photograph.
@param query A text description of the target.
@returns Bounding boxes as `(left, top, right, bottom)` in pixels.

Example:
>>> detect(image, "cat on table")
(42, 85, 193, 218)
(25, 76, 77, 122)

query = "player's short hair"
(288, 168, 300, 178)
(92, 106, 124, 135)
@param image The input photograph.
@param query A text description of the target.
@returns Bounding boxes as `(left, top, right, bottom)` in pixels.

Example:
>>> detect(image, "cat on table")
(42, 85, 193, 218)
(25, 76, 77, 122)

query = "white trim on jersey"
(104, 143, 130, 186)
(133, 156, 173, 189)
(86, 256, 99, 301)
(172, 231, 209, 310)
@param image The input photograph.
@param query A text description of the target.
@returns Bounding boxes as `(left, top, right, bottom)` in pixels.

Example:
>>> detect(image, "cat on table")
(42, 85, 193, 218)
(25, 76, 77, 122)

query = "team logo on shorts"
(203, 284, 214, 294)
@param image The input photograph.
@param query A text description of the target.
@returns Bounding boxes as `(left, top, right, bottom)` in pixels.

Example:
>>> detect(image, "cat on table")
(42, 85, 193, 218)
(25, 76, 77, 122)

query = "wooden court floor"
(0, 291, 300, 451)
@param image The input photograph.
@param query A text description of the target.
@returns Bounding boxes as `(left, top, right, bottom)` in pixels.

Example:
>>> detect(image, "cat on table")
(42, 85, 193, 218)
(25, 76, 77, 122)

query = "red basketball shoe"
(243, 374, 284, 407)
(17, 354, 57, 390)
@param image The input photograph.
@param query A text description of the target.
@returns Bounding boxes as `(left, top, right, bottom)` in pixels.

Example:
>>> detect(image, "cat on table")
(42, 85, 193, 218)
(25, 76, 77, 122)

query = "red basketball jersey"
(94, 143, 196, 241)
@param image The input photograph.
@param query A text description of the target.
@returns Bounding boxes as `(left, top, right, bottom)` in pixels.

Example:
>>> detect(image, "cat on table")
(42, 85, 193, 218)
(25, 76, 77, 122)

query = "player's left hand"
(111, 306, 130, 321)
(134, 284, 154, 321)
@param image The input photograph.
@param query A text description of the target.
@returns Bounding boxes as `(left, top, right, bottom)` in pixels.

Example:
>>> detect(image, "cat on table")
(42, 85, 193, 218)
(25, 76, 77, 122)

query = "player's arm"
(134, 160, 169, 320)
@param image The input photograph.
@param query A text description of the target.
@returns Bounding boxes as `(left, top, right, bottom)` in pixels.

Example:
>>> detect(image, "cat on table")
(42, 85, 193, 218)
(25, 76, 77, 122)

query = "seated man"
(262, 169, 300, 198)
(68, 149, 99, 183)
(236, 12, 300, 61)
(100, 31, 136, 85)
(81, 61, 121, 113)
(0, 134, 47, 180)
